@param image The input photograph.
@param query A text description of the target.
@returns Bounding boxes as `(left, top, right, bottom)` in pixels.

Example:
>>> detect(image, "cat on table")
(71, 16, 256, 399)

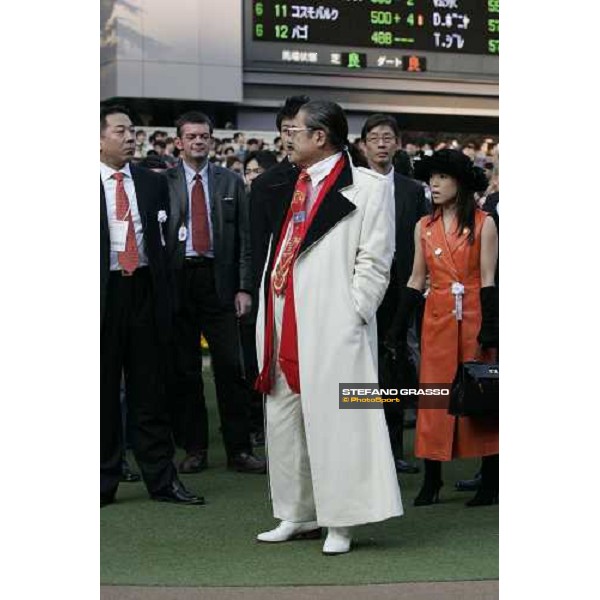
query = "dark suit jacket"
(248, 157, 297, 290)
(165, 161, 252, 307)
(100, 164, 173, 342)
(483, 191, 499, 286)
(377, 172, 428, 336)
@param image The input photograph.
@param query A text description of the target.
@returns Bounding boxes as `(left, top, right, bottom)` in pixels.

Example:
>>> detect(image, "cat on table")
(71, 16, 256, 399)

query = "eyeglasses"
(282, 127, 315, 137)
(365, 135, 397, 144)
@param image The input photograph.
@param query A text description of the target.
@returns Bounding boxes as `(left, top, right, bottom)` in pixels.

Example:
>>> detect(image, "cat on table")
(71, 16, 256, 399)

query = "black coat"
(377, 172, 428, 336)
(483, 191, 499, 286)
(248, 158, 298, 291)
(100, 164, 173, 342)
(165, 161, 253, 306)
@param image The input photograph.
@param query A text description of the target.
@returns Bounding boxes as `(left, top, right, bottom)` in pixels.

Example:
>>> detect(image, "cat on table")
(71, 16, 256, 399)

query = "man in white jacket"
(255, 101, 403, 555)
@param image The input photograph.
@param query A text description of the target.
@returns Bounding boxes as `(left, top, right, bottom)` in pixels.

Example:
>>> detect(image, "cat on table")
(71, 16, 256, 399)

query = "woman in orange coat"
(387, 149, 499, 507)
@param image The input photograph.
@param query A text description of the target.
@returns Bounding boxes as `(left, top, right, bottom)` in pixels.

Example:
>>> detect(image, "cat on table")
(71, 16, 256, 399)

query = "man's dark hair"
(165, 137, 174, 145)
(244, 150, 278, 172)
(276, 95, 311, 131)
(135, 129, 146, 139)
(247, 138, 260, 147)
(149, 130, 166, 144)
(417, 136, 435, 148)
(153, 140, 166, 149)
(233, 132, 244, 142)
(174, 111, 214, 138)
(360, 114, 400, 141)
(393, 149, 413, 177)
(100, 105, 131, 133)
(300, 100, 348, 151)
(225, 155, 243, 169)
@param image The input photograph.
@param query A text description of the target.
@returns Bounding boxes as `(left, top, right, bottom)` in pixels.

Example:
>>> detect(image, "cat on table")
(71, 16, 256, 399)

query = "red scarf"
(255, 155, 346, 394)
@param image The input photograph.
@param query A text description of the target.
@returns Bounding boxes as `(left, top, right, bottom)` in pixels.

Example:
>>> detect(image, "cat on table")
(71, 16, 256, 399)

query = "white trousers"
(265, 293, 317, 523)
(266, 360, 318, 523)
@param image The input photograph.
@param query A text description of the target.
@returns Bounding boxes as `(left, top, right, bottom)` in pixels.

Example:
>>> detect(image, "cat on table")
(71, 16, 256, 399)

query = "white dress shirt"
(100, 162, 148, 271)
(183, 160, 214, 257)
(305, 151, 342, 214)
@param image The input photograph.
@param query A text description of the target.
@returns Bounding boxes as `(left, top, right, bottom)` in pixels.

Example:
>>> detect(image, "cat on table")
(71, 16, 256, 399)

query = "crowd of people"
(100, 95, 499, 556)
(131, 124, 498, 188)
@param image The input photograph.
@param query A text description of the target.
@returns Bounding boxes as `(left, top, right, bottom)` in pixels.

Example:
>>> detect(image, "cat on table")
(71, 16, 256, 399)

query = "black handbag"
(449, 361, 499, 417)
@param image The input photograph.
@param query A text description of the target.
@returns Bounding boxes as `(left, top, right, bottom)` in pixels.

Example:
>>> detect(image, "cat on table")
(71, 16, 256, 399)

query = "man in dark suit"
(249, 95, 310, 287)
(360, 114, 428, 474)
(165, 111, 265, 474)
(100, 105, 203, 507)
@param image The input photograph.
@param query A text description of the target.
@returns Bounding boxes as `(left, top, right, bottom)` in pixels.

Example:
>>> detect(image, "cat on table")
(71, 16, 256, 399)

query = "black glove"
(384, 286, 423, 351)
(477, 286, 498, 349)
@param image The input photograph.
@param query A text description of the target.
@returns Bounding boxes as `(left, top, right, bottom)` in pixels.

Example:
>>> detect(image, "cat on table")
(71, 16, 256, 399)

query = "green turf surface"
(101, 371, 498, 586)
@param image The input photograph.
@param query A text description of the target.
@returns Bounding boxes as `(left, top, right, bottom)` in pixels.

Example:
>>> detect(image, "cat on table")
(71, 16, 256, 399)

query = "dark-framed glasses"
(366, 134, 397, 144)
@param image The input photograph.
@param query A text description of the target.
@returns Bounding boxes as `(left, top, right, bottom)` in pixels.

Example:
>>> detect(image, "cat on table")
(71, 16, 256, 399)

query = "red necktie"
(272, 170, 310, 296)
(191, 173, 211, 254)
(113, 172, 139, 275)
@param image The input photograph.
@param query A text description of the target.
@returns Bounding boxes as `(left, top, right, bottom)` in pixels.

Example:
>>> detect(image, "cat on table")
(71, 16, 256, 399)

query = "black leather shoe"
(250, 431, 265, 448)
(395, 458, 420, 474)
(101, 493, 116, 508)
(179, 451, 208, 474)
(150, 478, 205, 505)
(466, 488, 498, 507)
(121, 463, 142, 483)
(227, 452, 267, 474)
(455, 473, 482, 492)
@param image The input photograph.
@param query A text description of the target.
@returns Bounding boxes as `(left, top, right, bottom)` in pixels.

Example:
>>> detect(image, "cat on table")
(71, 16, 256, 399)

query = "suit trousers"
(378, 321, 420, 459)
(265, 293, 317, 523)
(377, 286, 419, 459)
(169, 260, 251, 458)
(239, 304, 265, 436)
(100, 269, 176, 497)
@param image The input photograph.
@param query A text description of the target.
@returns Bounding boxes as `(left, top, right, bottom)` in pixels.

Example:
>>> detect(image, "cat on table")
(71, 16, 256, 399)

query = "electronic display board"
(244, 0, 499, 81)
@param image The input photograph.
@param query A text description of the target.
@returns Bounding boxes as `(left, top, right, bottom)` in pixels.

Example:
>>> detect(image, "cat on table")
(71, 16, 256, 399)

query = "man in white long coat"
(255, 101, 403, 555)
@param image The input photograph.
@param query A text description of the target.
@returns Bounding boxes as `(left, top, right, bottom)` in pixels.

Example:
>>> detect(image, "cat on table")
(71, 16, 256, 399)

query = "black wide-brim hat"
(414, 149, 488, 192)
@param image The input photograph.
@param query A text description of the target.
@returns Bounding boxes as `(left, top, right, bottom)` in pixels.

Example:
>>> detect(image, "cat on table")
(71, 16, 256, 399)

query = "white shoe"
(256, 520, 321, 543)
(322, 527, 352, 555)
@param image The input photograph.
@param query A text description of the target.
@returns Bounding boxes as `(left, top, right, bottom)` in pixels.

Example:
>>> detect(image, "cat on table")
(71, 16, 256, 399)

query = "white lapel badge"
(157, 210, 167, 246)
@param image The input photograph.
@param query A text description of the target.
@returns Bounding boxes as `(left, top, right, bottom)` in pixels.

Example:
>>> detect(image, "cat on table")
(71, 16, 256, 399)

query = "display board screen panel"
(244, 0, 499, 81)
